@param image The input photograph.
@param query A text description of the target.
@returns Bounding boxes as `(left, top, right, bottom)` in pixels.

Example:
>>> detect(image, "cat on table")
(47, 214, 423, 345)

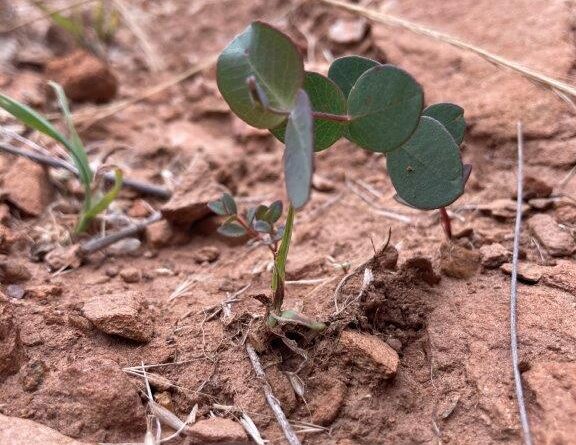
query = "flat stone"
(500, 262, 543, 284)
(82, 292, 153, 342)
(187, 417, 249, 444)
(528, 214, 575, 257)
(3, 158, 53, 217)
(45, 49, 117, 103)
(339, 330, 399, 379)
(161, 158, 230, 226)
(0, 414, 93, 445)
(439, 243, 481, 279)
(479, 243, 511, 269)
(542, 261, 576, 293)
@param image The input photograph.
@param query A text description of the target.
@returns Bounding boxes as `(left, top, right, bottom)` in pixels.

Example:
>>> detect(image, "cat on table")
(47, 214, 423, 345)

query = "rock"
(161, 158, 230, 226)
(479, 243, 511, 269)
(0, 258, 31, 283)
(524, 362, 576, 444)
(386, 338, 403, 352)
(25, 284, 63, 299)
(439, 243, 481, 279)
(542, 261, 576, 293)
(19, 359, 46, 392)
(401, 255, 440, 284)
(555, 205, 576, 225)
(82, 292, 154, 342)
(528, 214, 576, 257)
(0, 300, 24, 381)
(0, 414, 93, 445)
(108, 238, 141, 255)
(193, 246, 220, 264)
(500, 262, 543, 284)
(6, 284, 24, 299)
(187, 417, 248, 444)
(3, 158, 53, 217)
(120, 267, 142, 283)
(312, 175, 337, 193)
(515, 176, 552, 201)
(528, 198, 554, 211)
(44, 245, 81, 271)
(146, 220, 174, 248)
(339, 330, 399, 379)
(478, 199, 529, 221)
(32, 357, 145, 439)
(45, 49, 118, 103)
(311, 378, 347, 426)
(328, 18, 369, 44)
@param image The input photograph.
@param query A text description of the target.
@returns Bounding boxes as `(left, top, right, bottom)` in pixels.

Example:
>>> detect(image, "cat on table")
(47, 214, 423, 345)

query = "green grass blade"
(75, 168, 123, 233)
(272, 204, 294, 291)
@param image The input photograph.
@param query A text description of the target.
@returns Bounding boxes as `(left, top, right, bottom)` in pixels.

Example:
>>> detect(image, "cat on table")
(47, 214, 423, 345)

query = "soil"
(1, 1, 576, 444)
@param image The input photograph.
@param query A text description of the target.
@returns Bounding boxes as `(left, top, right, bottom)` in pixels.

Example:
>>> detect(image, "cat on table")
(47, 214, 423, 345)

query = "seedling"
(0, 82, 122, 233)
(216, 22, 470, 236)
(208, 193, 325, 331)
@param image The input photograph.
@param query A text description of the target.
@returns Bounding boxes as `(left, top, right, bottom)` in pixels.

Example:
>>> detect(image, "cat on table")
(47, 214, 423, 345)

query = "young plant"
(0, 83, 122, 233)
(208, 193, 325, 331)
(216, 22, 470, 235)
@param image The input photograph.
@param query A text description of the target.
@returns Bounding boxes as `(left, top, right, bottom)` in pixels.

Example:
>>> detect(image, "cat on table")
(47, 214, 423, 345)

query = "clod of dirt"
(478, 199, 528, 221)
(528, 214, 576, 257)
(0, 299, 24, 381)
(479, 243, 512, 269)
(439, 242, 481, 279)
(82, 292, 154, 342)
(161, 158, 230, 227)
(524, 361, 576, 443)
(0, 414, 92, 445)
(45, 50, 118, 103)
(44, 245, 81, 271)
(120, 267, 142, 283)
(310, 377, 347, 426)
(339, 330, 399, 379)
(555, 205, 576, 225)
(186, 417, 249, 444)
(514, 176, 552, 201)
(146, 220, 175, 248)
(193, 246, 221, 264)
(328, 18, 369, 44)
(369, 245, 399, 272)
(312, 175, 337, 193)
(400, 255, 440, 285)
(500, 262, 543, 284)
(2, 158, 53, 217)
(32, 357, 146, 440)
(0, 257, 31, 284)
(25, 284, 63, 299)
(19, 359, 46, 392)
(541, 261, 576, 293)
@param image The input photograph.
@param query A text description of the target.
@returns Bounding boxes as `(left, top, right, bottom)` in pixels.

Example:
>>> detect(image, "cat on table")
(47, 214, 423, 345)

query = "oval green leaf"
(328, 55, 379, 98)
(271, 72, 346, 151)
(216, 21, 304, 129)
(423, 103, 465, 145)
(284, 90, 314, 209)
(387, 116, 463, 210)
(347, 64, 423, 153)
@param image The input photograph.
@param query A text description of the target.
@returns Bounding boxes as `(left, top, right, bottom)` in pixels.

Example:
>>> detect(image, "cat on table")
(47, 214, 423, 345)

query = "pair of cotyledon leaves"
(216, 21, 468, 211)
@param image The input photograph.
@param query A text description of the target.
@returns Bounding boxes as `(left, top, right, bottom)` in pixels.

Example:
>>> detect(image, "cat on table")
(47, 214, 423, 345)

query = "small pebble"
(120, 267, 141, 283)
(6, 284, 25, 299)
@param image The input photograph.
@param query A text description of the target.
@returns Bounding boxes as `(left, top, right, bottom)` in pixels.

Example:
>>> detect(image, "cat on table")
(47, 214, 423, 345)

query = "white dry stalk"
(240, 413, 266, 445)
(168, 276, 196, 301)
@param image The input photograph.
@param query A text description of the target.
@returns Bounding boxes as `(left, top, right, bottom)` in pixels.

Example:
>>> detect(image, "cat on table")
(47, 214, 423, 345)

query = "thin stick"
(79, 211, 161, 254)
(511, 122, 533, 445)
(4, 0, 98, 33)
(245, 343, 301, 445)
(0, 143, 171, 199)
(320, 0, 576, 103)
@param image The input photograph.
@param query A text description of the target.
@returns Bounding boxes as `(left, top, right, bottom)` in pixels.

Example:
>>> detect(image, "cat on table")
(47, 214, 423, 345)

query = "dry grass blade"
(320, 0, 576, 105)
(239, 413, 265, 445)
(5, 0, 97, 33)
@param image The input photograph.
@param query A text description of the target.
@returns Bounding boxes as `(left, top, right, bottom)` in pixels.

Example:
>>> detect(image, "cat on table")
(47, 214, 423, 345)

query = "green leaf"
(221, 193, 237, 215)
(216, 21, 304, 129)
(253, 220, 272, 233)
(264, 200, 283, 223)
(423, 103, 466, 145)
(278, 309, 326, 331)
(270, 72, 346, 151)
(75, 168, 123, 233)
(284, 90, 314, 209)
(33, 1, 84, 41)
(50, 82, 93, 193)
(207, 199, 227, 216)
(218, 221, 247, 238)
(387, 116, 464, 210)
(347, 65, 423, 153)
(328, 55, 379, 98)
(272, 205, 294, 292)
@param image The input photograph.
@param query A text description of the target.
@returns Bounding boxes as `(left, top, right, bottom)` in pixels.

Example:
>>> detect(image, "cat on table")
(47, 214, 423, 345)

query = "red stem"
(439, 207, 452, 240)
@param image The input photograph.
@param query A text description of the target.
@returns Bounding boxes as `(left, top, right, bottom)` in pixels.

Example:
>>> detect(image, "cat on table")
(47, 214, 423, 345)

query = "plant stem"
(312, 111, 351, 122)
(234, 216, 276, 254)
(439, 207, 452, 240)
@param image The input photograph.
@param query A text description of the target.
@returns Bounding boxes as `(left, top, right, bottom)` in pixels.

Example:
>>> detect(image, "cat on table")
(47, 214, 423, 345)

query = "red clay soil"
(1, 1, 576, 444)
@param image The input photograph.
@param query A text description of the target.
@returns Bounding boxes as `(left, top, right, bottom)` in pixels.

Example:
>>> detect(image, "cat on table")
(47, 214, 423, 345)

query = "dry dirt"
(1, 1, 576, 444)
